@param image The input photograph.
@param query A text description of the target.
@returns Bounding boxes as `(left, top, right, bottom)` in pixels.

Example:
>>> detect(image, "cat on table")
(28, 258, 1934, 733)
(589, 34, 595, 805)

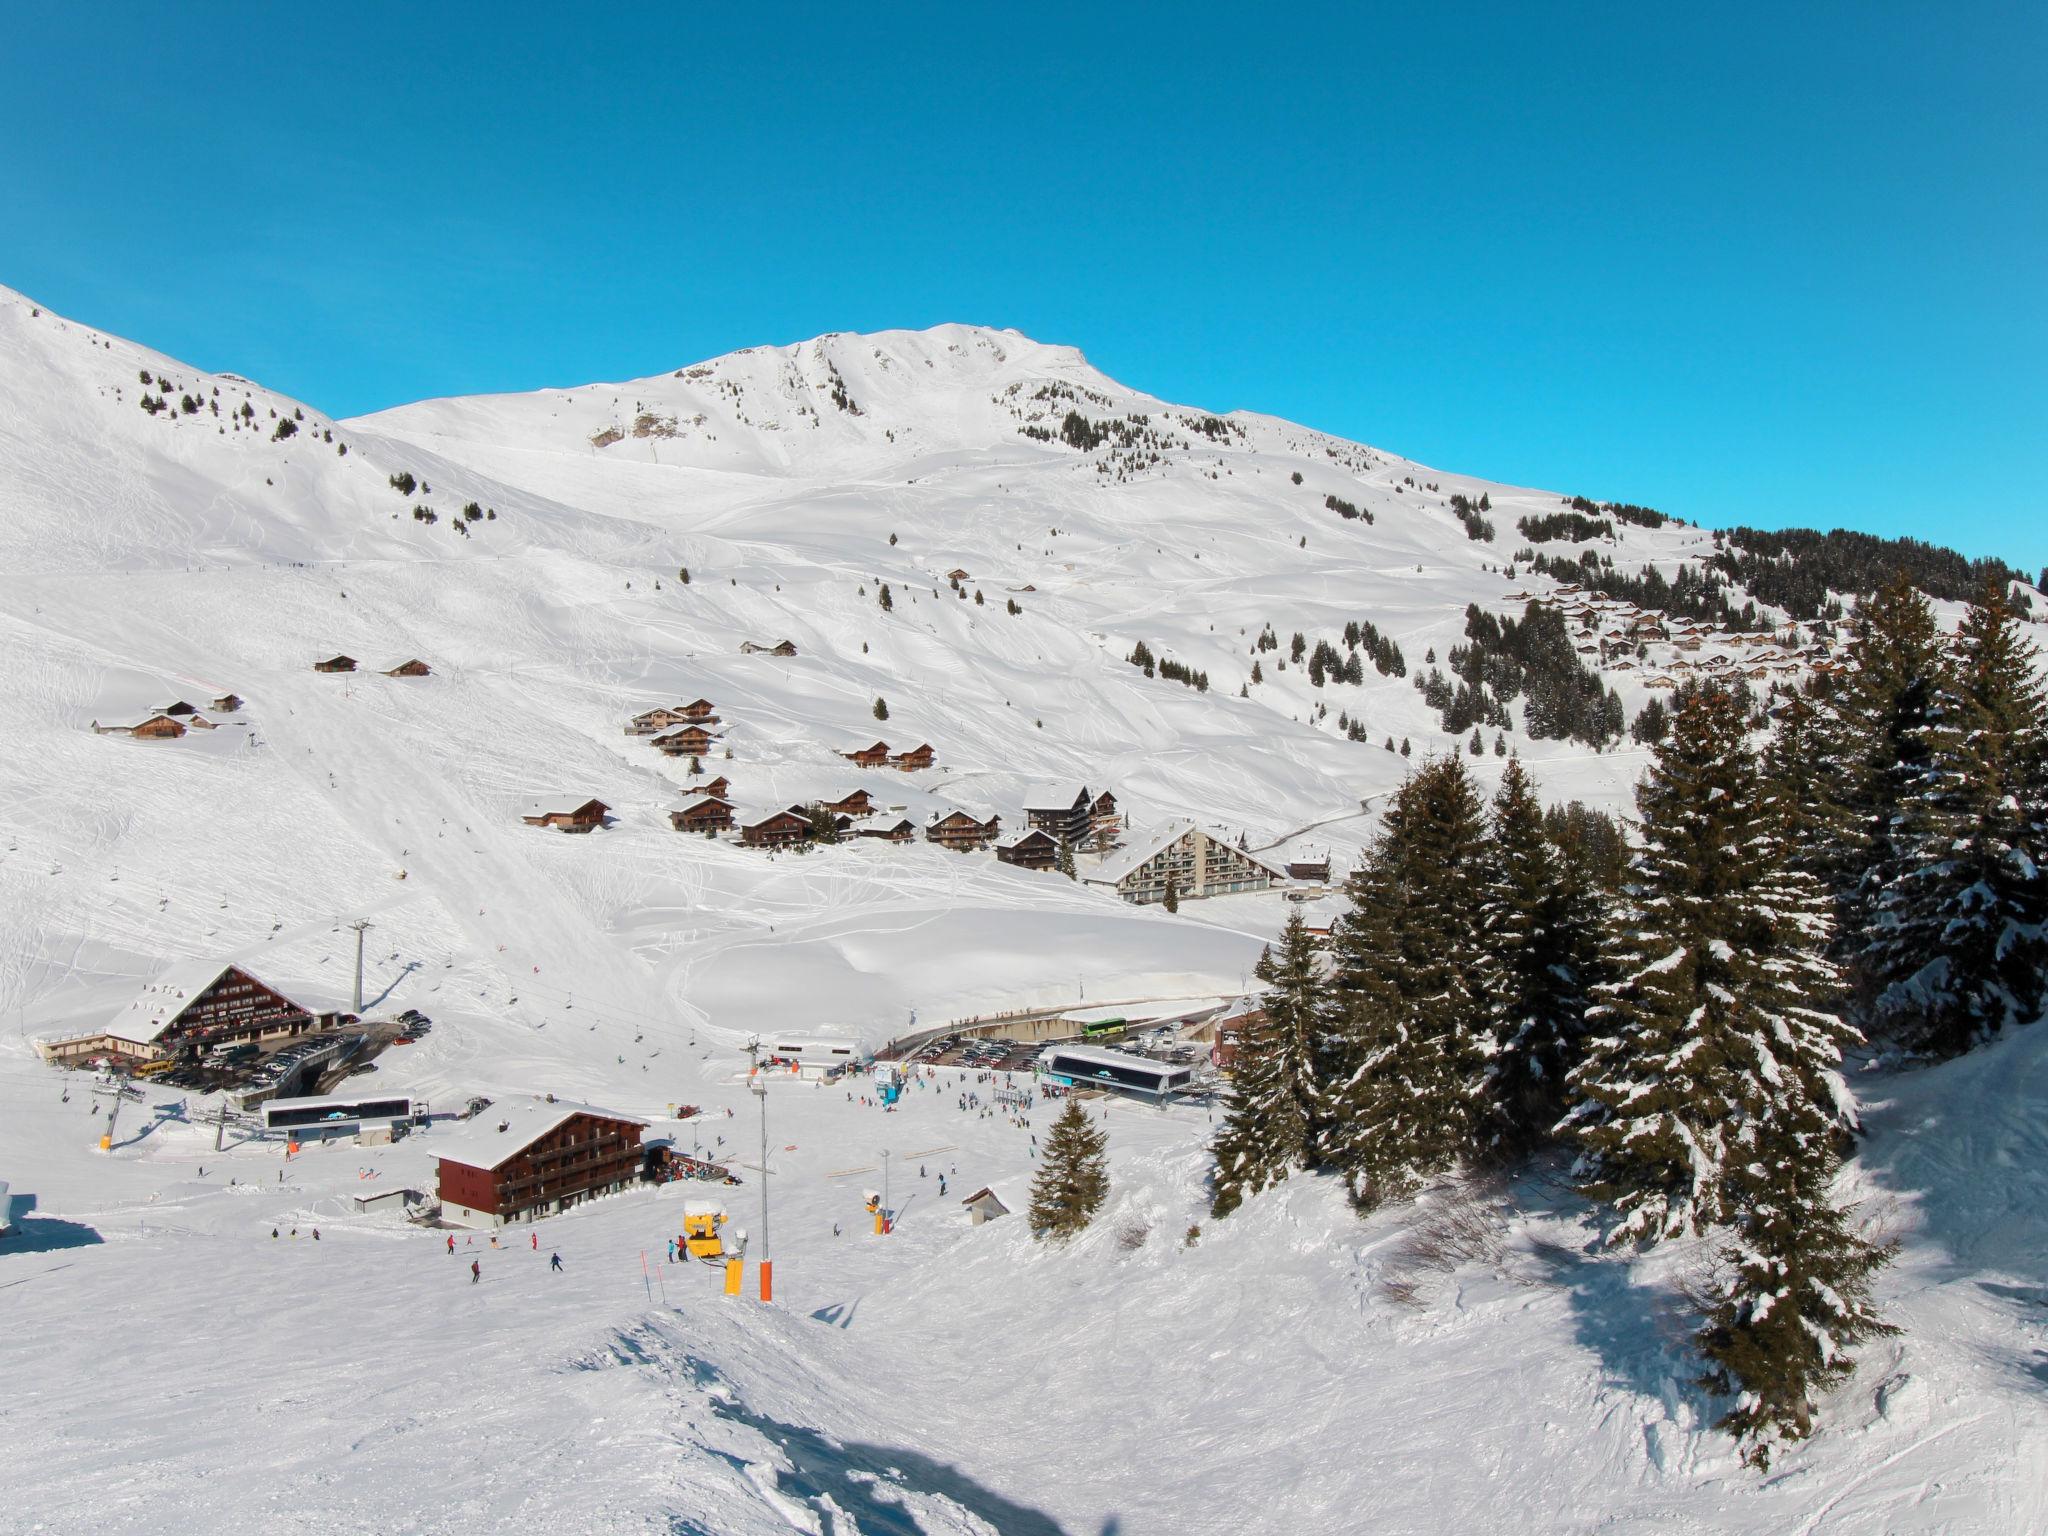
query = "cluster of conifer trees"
(1210, 572, 2047, 1465)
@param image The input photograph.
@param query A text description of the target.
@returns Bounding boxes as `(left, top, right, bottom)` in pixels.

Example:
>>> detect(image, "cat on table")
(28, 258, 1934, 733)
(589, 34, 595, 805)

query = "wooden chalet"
(842, 741, 891, 769)
(435, 1098, 650, 1228)
(652, 724, 720, 758)
(689, 775, 732, 801)
(927, 809, 1000, 851)
(740, 639, 799, 657)
(130, 714, 189, 740)
(742, 807, 813, 849)
(160, 700, 199, 717)
(1089, 790, 1121, 844)
(677, 698, 717, 721)
(1286, 855, 1332, 883)
(211, 693, 243, 713)
(1022, 782, 1092, 844)
(996, 828, 1059, 871)
(384, 658, 432, 678)
(521, 798, 609, 833)
(853, 817, 916, 843)
(819, 788, 875, 817)
(34, 961, 321, 1065)
(890, 743, 936, 772)
(669, 795, 735, 834)
(946, 567, 972, 582)
(313, 655, 358, 673)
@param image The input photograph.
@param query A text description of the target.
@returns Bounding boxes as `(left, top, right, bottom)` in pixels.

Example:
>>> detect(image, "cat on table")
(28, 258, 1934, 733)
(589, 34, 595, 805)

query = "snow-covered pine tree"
(1029, 1099, 1110, 1240)
(1695, 1107, 1897, 1468)
(1209, 912, 1326, 1217)
(1818, 574, 1947, 994)
(1321, 755, 1491, 1208)
(1870, 576, 2048, 1055)
(1563, 684, 1862, 1242)
(1476, 757, 1602, 1152)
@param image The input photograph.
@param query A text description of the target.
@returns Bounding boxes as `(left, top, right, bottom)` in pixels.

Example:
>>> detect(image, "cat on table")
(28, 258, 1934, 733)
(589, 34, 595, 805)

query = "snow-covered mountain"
(3, 285, 2043, 1534)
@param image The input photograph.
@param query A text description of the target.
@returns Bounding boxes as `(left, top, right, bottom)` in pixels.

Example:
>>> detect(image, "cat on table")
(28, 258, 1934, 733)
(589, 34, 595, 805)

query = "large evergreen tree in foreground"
(1869, 577, 2048, 1055)
(1321, 755, 1491, 1207)
(1209, 912, 1326, 1217)
(1029, 1099, 1109, 1240)
(1564, 685, 1860, 1241)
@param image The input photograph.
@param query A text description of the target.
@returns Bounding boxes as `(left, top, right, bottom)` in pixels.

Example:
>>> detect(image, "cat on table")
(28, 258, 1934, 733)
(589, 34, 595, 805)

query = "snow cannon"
(682, 1200, 727, 1261)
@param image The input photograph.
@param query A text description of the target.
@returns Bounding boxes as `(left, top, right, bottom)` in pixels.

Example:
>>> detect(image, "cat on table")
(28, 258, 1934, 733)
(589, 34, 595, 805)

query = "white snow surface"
(1, 285, 2044, 1533)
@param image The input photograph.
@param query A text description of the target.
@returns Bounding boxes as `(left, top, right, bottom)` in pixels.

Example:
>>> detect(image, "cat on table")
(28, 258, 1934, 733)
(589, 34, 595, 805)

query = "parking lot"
(144, 1009, 432, 1099)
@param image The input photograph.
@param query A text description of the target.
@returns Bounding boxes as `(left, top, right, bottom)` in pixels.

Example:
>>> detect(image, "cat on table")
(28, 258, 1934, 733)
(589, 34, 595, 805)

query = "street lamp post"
(880, 1148, 892, 1235)
(748, 1040, 771, 1303)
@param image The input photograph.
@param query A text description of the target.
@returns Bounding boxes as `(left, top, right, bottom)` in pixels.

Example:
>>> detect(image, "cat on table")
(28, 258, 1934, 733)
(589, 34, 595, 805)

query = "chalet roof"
(998, 828, 1058, 852)
(98, 961, 298, 1047)
(1021, 780, 1090, 812)
(846, 741, 890, 755)
(674, 794, 733, 815)
(741, 804, 811, 828)
(434, 1096, 647, 1172)
(928, 807, 997, 828)
(522, 797, 607, 819)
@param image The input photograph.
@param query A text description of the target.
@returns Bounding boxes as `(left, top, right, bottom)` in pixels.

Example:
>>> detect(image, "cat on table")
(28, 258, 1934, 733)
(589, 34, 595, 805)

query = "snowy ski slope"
(0, 285, 2043, 1534)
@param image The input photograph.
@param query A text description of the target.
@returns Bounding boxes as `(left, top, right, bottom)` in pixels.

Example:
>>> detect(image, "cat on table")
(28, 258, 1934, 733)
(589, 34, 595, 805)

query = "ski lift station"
(261, 1092, 427, 1144)
(1036, 1043, 1197, 1102)
(757, 1031, 870, 1080)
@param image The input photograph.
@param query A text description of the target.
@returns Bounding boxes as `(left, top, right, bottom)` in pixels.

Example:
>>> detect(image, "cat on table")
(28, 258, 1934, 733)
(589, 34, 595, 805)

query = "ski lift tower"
(92, 1074, 147, 1152)
(745, 1036, 771, 1303)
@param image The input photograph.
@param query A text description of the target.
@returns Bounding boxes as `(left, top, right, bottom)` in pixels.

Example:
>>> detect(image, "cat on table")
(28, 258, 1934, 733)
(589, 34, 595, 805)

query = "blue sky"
(3, 1, 2042, 570)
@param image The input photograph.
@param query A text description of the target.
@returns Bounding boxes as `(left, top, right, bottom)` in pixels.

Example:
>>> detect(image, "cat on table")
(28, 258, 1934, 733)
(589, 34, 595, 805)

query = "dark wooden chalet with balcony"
(33, 960, 322, 1065)
(652, 724, 720, 758)
(384, 658, 432, 677)
(996, 828, 1059, 871)
(521, 798, 610, 833)
(211, 693, 243, 713)
(842, 741, 891, 769)
(819, 788, 875, 816)
(891, 743, 937, 772)
(434, 1098, 650, 1228)
(1022, 782, 1093, 844)
(669, 795, 735, 834)
(313, 655, 358, 673)
(927, 809, 1001, 852)
(742, 807, 813, 849)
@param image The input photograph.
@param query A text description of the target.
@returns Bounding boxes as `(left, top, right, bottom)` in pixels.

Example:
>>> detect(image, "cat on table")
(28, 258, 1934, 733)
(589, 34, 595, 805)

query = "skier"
(549, 1251, 563, 1273)
(832, 1221, 841, 1237)
(447, 1234, 456, 1254)
(312, 1228, 320, 1242)
(471, 1259, 481, 1284)
(271, 1227, 279, 1239)
(530, 1231, 538, 1251)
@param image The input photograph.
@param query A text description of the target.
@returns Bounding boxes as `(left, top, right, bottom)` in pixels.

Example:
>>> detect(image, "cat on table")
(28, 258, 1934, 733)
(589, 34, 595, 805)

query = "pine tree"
(1563, 685, 1861, 1243)
(1820, 574, 1947, 994)
(1696, 1124, 1896, 1467)
(1321, 755, 1492, 1207)
(1029, 1099, 1109, 1239)
(1209, 914, 1326, 1217)
(1476, 758, 1601, 1151)
(1871, 577, 2048, 1054)
(1055, 838, 1077, 880)
(878, 582, 893, 611)
(1162, 872, 1179, 913)
(873, 697, 889, 722)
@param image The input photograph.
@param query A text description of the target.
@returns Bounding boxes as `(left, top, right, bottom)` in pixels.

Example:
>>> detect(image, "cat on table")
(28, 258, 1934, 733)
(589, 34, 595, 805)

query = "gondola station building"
(434, 1098, 650, 1227)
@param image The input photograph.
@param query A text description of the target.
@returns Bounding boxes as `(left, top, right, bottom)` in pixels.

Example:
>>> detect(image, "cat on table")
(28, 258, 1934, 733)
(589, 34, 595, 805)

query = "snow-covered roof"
(1086, 820, 1195, 884)
(433, 1097, 647, 1172)
(522, 797, 605, 818)
(100, 960, 238, 1045)
(673, 794, 733, 814)
(998, 828, 1056, 850)
(1020, 779, 1089, 812)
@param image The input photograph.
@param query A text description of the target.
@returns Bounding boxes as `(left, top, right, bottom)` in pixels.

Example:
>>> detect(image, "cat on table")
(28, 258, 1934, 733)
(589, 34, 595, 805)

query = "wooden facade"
(522, 799, 609, 833)
(130, 714, 188, 740)
(690, 775, 732, 801)
(313, 655, 357, 673)
(211, 693, 243, 713)
(652, 725, 719, 758)
(842, 741, 891, 769)
(1024, 785, 1092, 844)
(742, 809, 812, 849)
(384, 659, 432, 677)
(996, 829, 1059, 870)
(820, 788, 874, 816)
(436, 1109, 647, 1227)
(927, 810, 1001, 851)
(740, 639, 798, 656)
(853, 817, 916, 842)
(669, 796, 735, 834)
(890, 743, 936, 772)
